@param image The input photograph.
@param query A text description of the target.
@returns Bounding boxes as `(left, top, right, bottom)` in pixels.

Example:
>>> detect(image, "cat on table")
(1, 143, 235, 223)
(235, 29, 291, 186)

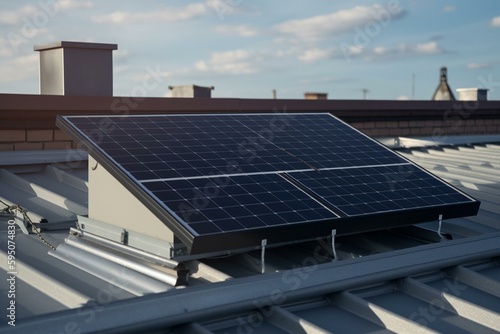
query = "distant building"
(432, 67, 456, 101)
(456, 88, 488, 101)
(168, 85, 214, 98)
(304, 92, 328, 100)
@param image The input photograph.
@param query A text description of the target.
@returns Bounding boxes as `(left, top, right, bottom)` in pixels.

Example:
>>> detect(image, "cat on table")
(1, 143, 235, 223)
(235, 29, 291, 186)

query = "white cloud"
(0, 38, 16, 57)
(0, 1, 93, 26)
(298, 48, 336, 62)
(0, 5, 38, 25)
(0, 54, 38, 84)
(195, 49, 264, 74)
(275, 4, 405, 41)
(443, 6, 457, 12)
(397, 95, 410, 100)
(366, 41, 443, 60)
(466, 62, 496, 70)
(114, 64, 130, 75)
(295, 40, 444, 64)
(491, 16, 500, 27)
(0, 28, 53, 57)
(59, 0, 93, 9)
(413, 41, 442, 54)
(340, 45, 365, 57)
(92, 2, 210, 24)
(207, 0, 255, 18)
(215, 25, 259, 37)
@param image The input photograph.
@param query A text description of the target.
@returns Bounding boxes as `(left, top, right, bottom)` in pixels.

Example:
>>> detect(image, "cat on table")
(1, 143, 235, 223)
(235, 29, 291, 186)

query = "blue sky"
(0, 0, 499, 100)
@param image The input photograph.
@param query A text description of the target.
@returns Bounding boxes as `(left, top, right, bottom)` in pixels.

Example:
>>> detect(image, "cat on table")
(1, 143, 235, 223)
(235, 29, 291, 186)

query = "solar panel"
(57, 113, 480, 255)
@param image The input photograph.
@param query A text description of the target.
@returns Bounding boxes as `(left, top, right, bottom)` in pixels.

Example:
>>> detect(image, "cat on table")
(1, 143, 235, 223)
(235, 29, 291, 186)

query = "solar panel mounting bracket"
(261, 239, 267, 274)
(437, 214, 444, 240)
(121, 229, 129, 245)
(331, 229, 338, 261)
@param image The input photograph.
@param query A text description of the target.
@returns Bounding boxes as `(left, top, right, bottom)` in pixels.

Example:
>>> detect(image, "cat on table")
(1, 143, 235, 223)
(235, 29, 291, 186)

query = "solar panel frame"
(56, 113, 480, 255)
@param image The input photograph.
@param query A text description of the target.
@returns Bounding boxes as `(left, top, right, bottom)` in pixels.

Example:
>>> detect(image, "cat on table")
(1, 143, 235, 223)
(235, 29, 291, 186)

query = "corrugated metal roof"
(1, 140, 499, 333)
(397, 142, 500, 238)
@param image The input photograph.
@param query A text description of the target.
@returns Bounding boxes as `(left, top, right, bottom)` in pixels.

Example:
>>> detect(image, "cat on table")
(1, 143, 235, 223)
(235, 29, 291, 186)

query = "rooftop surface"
(1, 135, 499, 333)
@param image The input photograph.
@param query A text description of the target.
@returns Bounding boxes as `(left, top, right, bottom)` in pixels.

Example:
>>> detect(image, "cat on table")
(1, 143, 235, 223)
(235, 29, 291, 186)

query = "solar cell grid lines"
(288, 165, 473, 217)
(57, 113, 480, 255)
(95, 115, 308, 180)
(69, 114, 406, 181)
(144, 173, 339, 236)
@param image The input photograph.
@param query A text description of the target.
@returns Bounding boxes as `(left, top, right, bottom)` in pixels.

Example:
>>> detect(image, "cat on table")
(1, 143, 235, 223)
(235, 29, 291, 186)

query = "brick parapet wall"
(0, 129, 75, 151)
(1, 94, 499, 151)
(3, 119, 499, 152)
(352, 118, 500, 138)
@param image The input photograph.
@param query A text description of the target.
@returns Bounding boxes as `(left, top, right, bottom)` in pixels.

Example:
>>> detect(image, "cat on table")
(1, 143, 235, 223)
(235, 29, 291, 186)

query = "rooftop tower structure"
(432, 66, 456, 101)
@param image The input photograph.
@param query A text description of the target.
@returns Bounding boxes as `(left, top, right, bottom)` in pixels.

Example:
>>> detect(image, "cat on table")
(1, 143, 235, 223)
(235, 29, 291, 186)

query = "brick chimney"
(34, 41, 117, 96)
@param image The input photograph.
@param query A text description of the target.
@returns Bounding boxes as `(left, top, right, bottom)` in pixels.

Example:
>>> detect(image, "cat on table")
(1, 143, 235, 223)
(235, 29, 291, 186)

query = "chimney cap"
(456, 87, 489, 92)
(34, 41, 117, 52)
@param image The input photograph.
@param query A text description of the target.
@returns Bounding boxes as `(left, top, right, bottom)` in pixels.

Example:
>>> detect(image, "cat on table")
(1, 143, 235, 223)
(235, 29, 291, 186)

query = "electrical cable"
(0, 199, 56, 250)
